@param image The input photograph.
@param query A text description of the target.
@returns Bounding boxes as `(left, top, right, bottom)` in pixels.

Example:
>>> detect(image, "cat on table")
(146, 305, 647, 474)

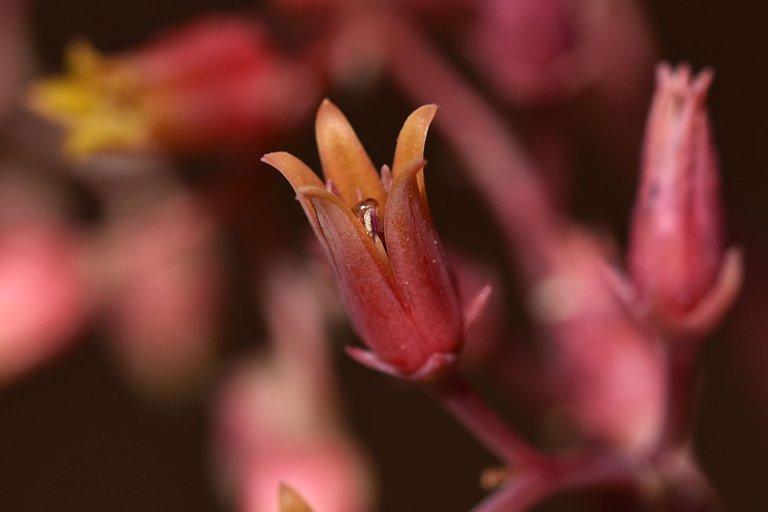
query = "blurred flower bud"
(0, 222, 88, 382)
(30, 16, 318, 157)
(214, 260, 371, 512)
(263, 101, 463, 380)
(102, 195, 222, 398)
(465, 0, 656, 113)
(466, 0, 576, 105)
(530, 229, 664, 452)
(629, 64, 742, 336)
(215, 351, 370, 511)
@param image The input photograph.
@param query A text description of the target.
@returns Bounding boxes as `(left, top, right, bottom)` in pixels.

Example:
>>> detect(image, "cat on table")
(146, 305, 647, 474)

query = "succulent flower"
(263, 100, 463, 379)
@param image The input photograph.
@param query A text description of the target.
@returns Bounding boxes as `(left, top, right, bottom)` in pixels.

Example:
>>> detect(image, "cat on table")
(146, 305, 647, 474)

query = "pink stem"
(472, 453, 638, 512)
(658, 340, 700, 451)
(472, 471, 553, 512)
(429, 374, 550, 469)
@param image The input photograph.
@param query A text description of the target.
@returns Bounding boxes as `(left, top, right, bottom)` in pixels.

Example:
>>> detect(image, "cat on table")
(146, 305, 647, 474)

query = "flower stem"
(659, 340, 700, 451)
(382, 11, 563, 277)
(472, 453, 639, 512)
(428, 374, 549, 469)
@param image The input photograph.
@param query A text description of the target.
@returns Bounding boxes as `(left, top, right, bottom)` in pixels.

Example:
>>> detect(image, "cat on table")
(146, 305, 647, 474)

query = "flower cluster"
(0, 2, 754, 512)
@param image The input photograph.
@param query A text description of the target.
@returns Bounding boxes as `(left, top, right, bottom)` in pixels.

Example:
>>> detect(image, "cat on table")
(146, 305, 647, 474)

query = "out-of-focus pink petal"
(215, 355, 371, 512)
(467, 0, 576, 105)
(130, 16, 271, 88)
(0, 223, 88, 382)
(104, 196, 221, 398)
(262, 151, 326, 239)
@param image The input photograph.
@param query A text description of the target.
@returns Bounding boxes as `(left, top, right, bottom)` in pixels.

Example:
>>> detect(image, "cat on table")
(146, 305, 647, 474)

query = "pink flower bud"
(0, 223, 88, 382)
(467, 0, 576, 104)
(263, 100, 463, 379)
(103, 195, 222, 398)
(465, 0, 657, 119)
(215, 357, 370, 512)
(629, 64, 742, 336)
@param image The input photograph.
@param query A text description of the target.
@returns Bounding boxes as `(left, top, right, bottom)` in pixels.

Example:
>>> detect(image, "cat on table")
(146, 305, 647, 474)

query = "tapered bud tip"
(278, 483, 314, 512)
(655, 62, 713, 102)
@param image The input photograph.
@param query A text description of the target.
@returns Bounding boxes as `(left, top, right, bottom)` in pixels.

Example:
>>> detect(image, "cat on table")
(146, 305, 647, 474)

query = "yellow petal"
(278, 483, 314, 512)
(261, 152, 325, 238)
(315, 99, 386, 209)
(392, 104, 437, 176)
(28, 40, 150, 159)
(262, 151, 325, 190)
(392, 104, 437, 197)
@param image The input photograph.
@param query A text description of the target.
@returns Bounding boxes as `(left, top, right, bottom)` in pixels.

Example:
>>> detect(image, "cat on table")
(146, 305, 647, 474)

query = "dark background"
(1, 1, 767, 511)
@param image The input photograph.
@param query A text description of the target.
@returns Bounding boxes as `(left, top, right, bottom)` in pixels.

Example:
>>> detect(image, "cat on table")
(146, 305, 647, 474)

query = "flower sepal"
(654, 246, 743, 339)
(462, 283, 494, 334)
(346, 346, 458, 382)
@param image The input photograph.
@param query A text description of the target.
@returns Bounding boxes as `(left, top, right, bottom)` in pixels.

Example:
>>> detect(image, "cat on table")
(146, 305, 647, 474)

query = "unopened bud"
(629, 64, 741, 336)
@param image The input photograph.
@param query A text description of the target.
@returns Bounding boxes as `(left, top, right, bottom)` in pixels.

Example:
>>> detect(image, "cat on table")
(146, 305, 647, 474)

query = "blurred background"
(0, 0, 767, 510)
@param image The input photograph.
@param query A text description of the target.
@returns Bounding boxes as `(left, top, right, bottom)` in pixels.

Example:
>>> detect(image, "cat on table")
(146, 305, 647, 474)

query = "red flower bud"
(629, 64, 742, 336)
(263, 100, 463, 379)
(30, 16, 317, 157)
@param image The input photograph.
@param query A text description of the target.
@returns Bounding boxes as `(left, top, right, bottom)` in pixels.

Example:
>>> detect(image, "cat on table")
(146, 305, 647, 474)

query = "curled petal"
(392, 104, 437, 197)
(262, 152, 326, 239)
(301, 187, 429, 374)
(385, 159, 463, 357)
(315, 99, 386, 209)
(262, 151, 324, 190)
